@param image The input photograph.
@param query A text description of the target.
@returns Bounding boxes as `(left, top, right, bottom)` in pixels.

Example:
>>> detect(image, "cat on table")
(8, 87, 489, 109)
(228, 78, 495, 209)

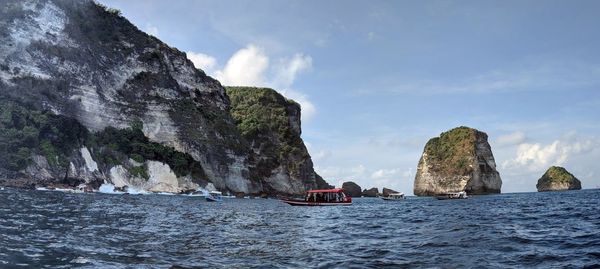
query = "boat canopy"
(307, 188, 345, 193)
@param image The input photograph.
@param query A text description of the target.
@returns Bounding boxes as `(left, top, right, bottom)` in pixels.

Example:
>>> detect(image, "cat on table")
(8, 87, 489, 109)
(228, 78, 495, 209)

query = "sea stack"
(414, 126, 502, 196)
(362, 188, 379, 197)
(341, 181, 362, 197)
(382, 187, 399, 197)
(536, 166, 581, 192)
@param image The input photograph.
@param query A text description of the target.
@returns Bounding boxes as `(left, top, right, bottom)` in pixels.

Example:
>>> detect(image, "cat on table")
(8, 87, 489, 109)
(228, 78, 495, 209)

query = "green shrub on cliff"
(541, 166, 577, 184)
(226, 87, 306, 160)
(0, 97, 206, 181)
(88, 123, 206, 179)
(0, 99, 87, 170)
(423, 126, 477, 175)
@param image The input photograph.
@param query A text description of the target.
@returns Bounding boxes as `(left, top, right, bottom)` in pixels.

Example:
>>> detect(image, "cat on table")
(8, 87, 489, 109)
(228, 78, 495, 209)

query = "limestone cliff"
(226, 87, 331, 195)
(414, 126, 502, 196)
(0, 0, 330, 195)
(536, 166, 581, 192)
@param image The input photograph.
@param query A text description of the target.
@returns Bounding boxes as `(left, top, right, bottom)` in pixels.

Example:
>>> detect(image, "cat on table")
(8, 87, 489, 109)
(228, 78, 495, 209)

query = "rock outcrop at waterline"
(414, 126, 502, 196)
(0, 0, 331, 195)
(342, 181, 362, 197)
(382, 188, 399, 197)
(536, 166, 581, 192)
(362, 188, 379, 197)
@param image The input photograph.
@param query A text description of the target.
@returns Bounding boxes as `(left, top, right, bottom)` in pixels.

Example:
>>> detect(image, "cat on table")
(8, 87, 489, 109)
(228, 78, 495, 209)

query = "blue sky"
(100, 0, 600, 194)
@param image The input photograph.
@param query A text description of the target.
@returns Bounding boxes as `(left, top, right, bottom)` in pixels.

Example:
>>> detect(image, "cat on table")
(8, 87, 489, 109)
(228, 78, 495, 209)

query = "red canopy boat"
(281, 188, 352, 206)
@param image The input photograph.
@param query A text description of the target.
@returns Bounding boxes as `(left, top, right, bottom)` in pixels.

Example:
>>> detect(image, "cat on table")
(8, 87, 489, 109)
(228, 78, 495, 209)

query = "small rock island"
(536, 166, 581, 192)
(341, 181, 362, 197)
(414, 126, 502, 196)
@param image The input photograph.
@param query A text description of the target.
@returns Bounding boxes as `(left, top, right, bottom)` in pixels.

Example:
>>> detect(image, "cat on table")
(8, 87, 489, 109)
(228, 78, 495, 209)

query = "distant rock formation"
(382, 188, 399, 197)
(536, 166, 581, 192)
(362, 188, 379, 197)
(414, 126, 502, 196)
(342, 181, 362, 197)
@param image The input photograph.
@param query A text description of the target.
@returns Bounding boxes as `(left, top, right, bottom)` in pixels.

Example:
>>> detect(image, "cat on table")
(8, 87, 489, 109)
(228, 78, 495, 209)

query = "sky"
(99, 0, 600, 194)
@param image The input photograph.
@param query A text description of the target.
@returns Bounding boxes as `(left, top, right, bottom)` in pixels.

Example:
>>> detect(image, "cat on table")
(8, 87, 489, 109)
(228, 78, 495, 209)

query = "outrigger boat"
(281, 188, 352, 206)
(435, 191, 468, 200)
(381, 192, 405, 201)
(206, 191, 223, 202)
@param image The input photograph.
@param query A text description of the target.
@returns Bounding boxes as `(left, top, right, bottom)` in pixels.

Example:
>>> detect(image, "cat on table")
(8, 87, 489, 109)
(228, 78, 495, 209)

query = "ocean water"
(0, 188, 599, 268)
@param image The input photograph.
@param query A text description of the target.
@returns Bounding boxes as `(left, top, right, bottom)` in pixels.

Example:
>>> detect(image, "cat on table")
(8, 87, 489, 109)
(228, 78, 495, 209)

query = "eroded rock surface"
(414, 126, 502, 196)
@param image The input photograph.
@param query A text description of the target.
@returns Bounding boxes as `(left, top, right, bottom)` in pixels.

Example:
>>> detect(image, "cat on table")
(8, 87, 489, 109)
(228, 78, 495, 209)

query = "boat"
(281, 188, 352, 206)
(206, 191, 223, 202)
(381, 192, 405, 201)
(435, 191, 468, 200)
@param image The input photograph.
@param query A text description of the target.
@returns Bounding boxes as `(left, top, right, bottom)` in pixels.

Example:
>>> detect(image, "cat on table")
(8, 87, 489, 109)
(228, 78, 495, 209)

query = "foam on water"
(98, 183, 120, 194)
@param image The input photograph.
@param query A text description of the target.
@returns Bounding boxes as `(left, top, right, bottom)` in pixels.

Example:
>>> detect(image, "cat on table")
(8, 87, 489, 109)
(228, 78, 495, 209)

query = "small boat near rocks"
(281, 188, 352, 206)
(381, 192, 405, 201)
(206, 191, 223, 202)
(436, 191, 468, 200)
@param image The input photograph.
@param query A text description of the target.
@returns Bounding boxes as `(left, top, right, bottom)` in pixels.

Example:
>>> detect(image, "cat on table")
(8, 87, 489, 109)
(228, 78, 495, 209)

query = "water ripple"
(1, 188, 600, 268)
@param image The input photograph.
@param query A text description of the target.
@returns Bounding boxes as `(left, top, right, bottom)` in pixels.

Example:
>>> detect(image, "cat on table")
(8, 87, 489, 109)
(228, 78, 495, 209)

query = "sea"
(1, 188, 599, 268)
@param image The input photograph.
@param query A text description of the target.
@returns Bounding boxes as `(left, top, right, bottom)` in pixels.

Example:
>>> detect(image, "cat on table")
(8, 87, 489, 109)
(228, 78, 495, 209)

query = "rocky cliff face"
(414, 126, 502, 196)
(226, 87, 331, 195)
(341, 181, 362, 197)
(536, 166, 581, 192)
(0, 0, 329, 195)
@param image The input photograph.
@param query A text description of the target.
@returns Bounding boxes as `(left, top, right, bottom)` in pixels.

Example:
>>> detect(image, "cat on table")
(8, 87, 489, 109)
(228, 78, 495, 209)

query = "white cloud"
(214, 44, 269, 86)
(355, 62, 600, 96)
(186, 51, 217, 73)
(193, 44, 316, 122)
(272, 54, 312, 88)
(351, 164, 366, 175)
(371, 168, 401, 179)
(502, 139, 595, 172)
(279, 89, 316, 121)
(496, 131, 526, 147)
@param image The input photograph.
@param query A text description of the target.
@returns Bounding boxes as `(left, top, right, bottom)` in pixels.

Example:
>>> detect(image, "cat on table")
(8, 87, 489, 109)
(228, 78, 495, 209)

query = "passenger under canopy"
(281, 188, 352, 206)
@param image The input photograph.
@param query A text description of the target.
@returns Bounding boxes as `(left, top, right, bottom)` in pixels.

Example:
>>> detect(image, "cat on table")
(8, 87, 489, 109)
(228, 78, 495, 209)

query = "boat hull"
(206, 197, 222, 202)
(435, 196, 468, 200)
(281, 199, 352, 206)
(381, 197, 405, 201)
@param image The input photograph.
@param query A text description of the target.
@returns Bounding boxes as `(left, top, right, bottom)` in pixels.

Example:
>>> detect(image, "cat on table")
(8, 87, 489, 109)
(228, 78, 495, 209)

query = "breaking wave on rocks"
(1, 189, 599, 268)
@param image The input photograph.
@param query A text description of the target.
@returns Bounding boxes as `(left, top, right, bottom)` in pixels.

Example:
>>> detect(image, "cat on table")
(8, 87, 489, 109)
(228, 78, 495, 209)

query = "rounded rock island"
(536, 166, 581, 192)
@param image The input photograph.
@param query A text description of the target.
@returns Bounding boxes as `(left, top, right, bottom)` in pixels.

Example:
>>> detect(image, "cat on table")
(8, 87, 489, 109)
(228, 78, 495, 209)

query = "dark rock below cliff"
(382, 188, 399, 197)
(342, 181, 362, 197)
(536, 166, 581, 192)
(414, 126, 502, 196)
(362, 188, 379, 197)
